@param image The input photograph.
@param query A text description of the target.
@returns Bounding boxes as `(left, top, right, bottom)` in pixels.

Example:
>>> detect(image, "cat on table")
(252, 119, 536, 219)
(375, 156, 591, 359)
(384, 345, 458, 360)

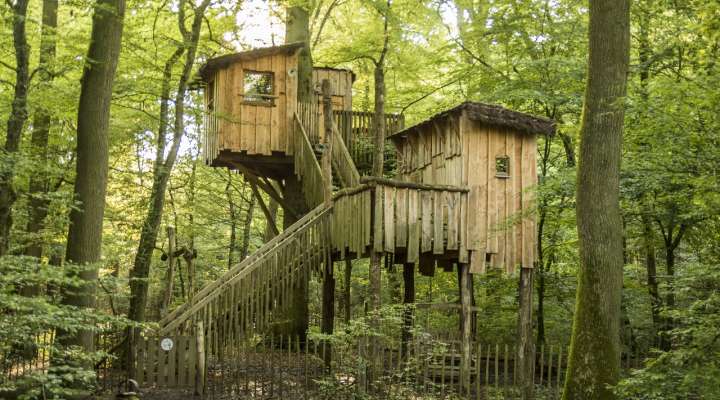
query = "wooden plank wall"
(331, 184, 468, 263)
(393, 112, 537, 274)
(208, 52, 299, 158)
(312, 68, 353, 111)
(133, 335, 197, 389)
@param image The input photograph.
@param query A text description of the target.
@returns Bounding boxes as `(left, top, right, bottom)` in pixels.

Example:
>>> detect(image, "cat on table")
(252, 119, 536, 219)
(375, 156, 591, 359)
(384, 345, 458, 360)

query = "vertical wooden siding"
(312, 68, 353, 111)
(393, 113, 538, 274)
(208, 52, 299, 157)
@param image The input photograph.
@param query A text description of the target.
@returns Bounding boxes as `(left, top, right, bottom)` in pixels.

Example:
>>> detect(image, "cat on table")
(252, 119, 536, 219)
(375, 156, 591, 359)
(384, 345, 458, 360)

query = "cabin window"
(243, 71, 274, 105)
(495, 156, 510, 178)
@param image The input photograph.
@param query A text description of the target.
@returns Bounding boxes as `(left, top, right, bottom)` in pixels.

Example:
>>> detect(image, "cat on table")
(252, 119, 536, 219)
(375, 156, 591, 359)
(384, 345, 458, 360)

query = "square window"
(243, 71, 274, 105)
(495, 156, 510, 178)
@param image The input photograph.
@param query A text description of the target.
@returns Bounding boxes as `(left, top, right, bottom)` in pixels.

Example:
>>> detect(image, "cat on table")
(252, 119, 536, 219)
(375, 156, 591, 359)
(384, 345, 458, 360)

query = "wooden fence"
(333, 110, 404, 174)
(331, 178, 470, 262)
(202, 334, 582, 400)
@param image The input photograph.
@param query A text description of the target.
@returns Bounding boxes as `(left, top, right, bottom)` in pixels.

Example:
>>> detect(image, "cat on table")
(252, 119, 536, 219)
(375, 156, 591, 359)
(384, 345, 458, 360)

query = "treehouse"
(387, 102, 555, 274)
(198, 43, 365, 179)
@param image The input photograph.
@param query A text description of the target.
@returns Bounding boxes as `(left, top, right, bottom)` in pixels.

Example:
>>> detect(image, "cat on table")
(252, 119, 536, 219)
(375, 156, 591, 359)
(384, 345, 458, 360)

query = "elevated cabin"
(198, 43, 350, 176)
(312, 67, 354, 111)
(388, 102, 555, 274)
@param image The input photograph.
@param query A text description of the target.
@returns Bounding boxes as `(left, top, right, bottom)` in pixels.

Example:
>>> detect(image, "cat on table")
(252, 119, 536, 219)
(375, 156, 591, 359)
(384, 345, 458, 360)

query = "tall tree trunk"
(0, 0, 31, 255)
(226, 171, 237, 267)
(369, 3, 390, 374)
(400, 263, 415, 357)
(240, 192, 256, 258)
(23, 0, 59, 267)
(286, 5, 313, 103)
(343, 259, 352, 323)
(562, 1, 630, 399)
(642, 213, 662, 347)
(127, 0, 210, 325)
(57, 0, 125, 356)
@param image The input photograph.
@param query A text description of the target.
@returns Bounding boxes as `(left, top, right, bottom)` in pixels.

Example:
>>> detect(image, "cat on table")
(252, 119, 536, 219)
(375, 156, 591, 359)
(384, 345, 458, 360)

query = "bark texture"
(0, 0, 31, 255)
(23, 0, 59, 264)
(562, 1, 630, 399)
(59, 0, 126, 352)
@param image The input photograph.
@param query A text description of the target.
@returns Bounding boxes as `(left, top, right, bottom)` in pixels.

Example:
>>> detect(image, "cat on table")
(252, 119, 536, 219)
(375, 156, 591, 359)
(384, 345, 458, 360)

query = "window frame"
(242, 70, 276, 106)
(495, 155, 510, 178)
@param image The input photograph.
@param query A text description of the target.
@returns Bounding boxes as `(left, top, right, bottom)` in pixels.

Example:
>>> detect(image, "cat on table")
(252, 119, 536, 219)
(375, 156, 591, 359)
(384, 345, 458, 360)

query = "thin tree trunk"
(161, 226, 176, 315)
(57, 0, 125, 357)
(226, 171, 237, 267)
(401, 263, 415, 357)
(344, 259, 352, 323)
(127, 0, 211, 326)
(562, 1, 630, 399)
(241, 193, 256, 258)
(642, 213, 662, 347)
(23, 0, 59, 267)
(0, 0, 31, 254)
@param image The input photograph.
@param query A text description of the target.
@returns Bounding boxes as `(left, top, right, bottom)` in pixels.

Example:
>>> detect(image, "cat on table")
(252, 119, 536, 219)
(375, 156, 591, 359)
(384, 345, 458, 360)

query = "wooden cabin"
(198, 43, 357, 179)
(312, 67, 355, 111)
(388, 102, 555, 274)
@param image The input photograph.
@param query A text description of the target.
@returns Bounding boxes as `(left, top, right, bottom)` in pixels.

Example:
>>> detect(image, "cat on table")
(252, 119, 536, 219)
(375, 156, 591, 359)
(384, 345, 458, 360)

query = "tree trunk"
(241, 190, 256, 257)
(286, 5, 313, 103)
(23, 0, 59, 267)
(272, 175, 310, 341)
(401, 262, 415, 358)
(127, 0, 210, 326)
(321, 257, 335, 367)
(0, 0, 31, 255)
(262, 198, 276, 242)
(562, 1, 630, 399)
(343, 259, 352, 323)
(57, 0, 125, 356)
(641, 213, 662, 347)
(161, 226, 176, 315)
(226, 171, 237, 267)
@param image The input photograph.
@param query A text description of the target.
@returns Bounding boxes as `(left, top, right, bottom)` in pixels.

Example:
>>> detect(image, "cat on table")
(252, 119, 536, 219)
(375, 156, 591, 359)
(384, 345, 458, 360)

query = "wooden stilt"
(401, 262, 415, 358)
(321, 256, 335, 368)
(517, 266, 535, 399)
(459, 263, 472, 393)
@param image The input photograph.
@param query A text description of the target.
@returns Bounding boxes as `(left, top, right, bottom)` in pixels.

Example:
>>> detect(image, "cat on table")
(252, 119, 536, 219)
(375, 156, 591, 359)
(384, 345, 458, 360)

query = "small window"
(243, 71, 274, 105)
(495, 156, 510, 178)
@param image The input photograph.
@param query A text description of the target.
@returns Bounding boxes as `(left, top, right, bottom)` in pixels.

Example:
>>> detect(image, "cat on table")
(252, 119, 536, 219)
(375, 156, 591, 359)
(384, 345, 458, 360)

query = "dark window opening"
(244, 71, 274, 105)
(495, 156, 510, 178)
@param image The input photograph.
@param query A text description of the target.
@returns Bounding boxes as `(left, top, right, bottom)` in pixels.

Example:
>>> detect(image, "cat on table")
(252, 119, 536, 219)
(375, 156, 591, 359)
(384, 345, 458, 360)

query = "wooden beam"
(228, 161, 299, 220)
(249, 181, 280, 237)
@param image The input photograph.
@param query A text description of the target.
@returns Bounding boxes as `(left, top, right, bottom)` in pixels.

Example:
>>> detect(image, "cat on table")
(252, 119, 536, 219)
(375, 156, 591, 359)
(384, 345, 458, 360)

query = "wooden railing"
(159, 204, 332, 336)
(292, 112, 325, 208)
(331, 127, 361, 188)
(333, 110, 405, 173)
(331, 178, 469, 261)
(297, 100, 321, 145)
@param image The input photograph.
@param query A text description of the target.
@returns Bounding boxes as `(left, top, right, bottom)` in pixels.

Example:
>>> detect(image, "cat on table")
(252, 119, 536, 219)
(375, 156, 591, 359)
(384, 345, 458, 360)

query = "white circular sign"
(160, 337, 174, 352)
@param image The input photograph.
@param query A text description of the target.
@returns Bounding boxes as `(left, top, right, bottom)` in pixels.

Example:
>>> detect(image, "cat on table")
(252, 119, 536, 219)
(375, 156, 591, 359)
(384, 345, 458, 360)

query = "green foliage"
(0, 256, 129, 399)
(616, 263, 720, 399)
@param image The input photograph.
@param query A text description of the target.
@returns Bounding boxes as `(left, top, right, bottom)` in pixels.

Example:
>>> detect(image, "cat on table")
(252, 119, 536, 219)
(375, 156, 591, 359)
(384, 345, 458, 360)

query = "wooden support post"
(195, 320, 206, 396)
(401, 262, 415, 359)
(321, 79, 333, 205)
(250, 181, 280, 236)
(321, 256, 335, 368)
(518, 266, 535, 399)
(459, 263, 472, 394)
(161, 226, 176, 316)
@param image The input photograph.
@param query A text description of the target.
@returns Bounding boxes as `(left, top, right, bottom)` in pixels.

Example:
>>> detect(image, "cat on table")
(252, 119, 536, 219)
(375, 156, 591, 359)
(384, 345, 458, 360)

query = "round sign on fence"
(160, 337, 174, 352)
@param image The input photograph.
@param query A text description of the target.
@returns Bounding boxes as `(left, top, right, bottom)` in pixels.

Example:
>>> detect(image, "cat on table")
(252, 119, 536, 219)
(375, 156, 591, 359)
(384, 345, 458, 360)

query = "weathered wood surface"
(202, 52, 299, 161)
(331, 183, 469, 262)
(392, 111, 538, 274)
(159, 204, 331, 334)
(293, 112, 325, 208)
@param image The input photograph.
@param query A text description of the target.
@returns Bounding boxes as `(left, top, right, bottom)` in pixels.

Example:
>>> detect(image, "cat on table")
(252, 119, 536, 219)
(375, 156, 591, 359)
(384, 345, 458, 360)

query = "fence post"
(195, 321, 206, 396)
